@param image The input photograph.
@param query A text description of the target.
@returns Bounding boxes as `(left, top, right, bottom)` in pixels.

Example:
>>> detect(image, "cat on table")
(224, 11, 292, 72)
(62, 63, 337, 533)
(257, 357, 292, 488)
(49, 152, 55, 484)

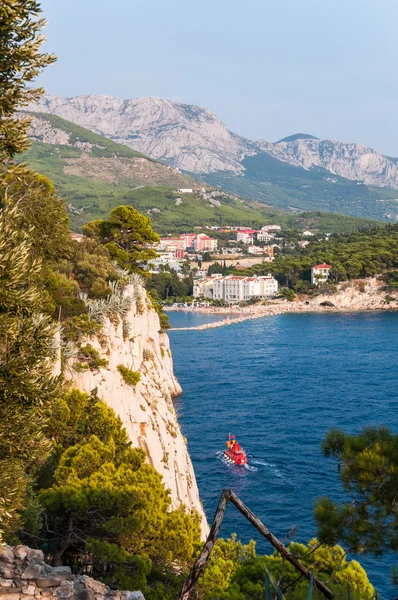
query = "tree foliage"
(0, 0, 55, 166)
(315, 426, 398, 559)
(83, 206, 159, 273)
(200, 537, 374, 600)
(24, 389, 201, 596)
(246, 224, 398, 289)
(0, 205, 60, 538)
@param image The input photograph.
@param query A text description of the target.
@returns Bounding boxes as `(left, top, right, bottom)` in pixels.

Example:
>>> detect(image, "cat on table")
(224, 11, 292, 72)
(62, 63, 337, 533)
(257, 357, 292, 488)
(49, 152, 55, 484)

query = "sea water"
(168, 311, 398, 597)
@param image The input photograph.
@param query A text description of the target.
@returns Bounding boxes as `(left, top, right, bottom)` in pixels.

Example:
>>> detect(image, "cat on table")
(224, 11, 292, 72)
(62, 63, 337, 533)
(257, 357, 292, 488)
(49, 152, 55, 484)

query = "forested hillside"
(19, 113, 381, 234)
(247, 224, 398, 290)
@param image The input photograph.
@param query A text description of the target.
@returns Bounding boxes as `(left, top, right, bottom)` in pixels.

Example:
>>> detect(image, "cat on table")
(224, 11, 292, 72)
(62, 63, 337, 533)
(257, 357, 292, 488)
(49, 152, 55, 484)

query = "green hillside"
(20, 113, 382, 234)
(200, 151, 398, 221)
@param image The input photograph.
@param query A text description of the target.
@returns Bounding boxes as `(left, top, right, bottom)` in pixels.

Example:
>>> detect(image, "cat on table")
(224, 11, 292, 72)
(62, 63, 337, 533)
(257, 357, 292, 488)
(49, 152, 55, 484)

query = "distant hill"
(276, 133, 319, 143)
(20, 112, 382, 235)
(27, 94, 398, 222)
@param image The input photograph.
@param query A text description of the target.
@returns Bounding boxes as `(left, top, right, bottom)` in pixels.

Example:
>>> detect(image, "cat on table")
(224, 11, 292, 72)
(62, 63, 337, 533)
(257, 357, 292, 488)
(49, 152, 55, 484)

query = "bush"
(118, 364, 141, 386)
(75, 344, 108, 372)
(63, 314, 102, 343)
(280, 287, 296, 301)
(143, 349, 154, 361)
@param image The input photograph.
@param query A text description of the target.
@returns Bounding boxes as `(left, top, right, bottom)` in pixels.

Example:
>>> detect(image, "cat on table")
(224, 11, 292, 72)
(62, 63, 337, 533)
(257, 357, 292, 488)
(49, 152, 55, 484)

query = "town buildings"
(159, 233, 217, 252)
(193, 234, 218, 252)
(311, 264, 332, 285)
(193, 274, 279, 302)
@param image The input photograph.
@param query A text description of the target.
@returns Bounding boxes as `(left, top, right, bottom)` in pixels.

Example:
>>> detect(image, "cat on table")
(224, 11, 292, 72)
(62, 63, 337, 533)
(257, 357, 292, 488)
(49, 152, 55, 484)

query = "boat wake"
(250, 459, 298, 488)
(216, 453, 297, 487)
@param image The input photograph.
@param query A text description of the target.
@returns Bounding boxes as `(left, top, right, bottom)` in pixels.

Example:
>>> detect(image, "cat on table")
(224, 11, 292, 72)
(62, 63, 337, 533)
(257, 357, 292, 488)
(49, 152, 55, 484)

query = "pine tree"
(0, 0, 55, 168)
(0, 205, 60, 538)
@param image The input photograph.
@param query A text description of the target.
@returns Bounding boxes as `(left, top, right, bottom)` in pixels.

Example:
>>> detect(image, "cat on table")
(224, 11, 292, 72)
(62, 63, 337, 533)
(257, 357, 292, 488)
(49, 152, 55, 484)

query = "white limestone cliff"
(64, 285, 209, 539)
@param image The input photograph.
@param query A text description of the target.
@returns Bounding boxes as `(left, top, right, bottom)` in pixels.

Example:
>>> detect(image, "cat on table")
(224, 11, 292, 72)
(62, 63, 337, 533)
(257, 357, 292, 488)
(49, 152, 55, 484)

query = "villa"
(311, 264, 332, 285)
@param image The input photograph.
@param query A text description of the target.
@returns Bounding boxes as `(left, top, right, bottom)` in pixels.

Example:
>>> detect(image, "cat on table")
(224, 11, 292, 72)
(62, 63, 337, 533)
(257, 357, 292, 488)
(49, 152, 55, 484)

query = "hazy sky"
(38, 0, 398, 155)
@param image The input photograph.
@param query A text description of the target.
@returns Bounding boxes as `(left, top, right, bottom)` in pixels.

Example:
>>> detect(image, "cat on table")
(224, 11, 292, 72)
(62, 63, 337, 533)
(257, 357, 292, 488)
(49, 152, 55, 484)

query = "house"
(177, 188, 193, 194)
(261, 225, 281, 233)
(311, 264, 332, 285)
(303, 230, 314, 237)
(236, 230, 257, 244)
(247, 245, 274, 257)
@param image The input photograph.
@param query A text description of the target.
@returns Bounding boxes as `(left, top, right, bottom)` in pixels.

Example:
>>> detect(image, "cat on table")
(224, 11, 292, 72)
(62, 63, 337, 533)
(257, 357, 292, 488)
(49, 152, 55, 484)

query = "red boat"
(224, 434, 248, 465)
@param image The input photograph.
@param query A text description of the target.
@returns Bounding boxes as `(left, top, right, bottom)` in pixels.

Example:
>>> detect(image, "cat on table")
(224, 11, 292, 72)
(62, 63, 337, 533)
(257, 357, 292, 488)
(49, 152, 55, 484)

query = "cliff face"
(65, 286, 208, 539)
(306, 277, 393, 310)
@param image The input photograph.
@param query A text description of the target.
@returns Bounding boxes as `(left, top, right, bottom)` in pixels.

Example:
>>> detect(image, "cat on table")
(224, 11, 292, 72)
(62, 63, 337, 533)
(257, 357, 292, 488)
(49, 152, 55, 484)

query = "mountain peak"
(276, 133, 319, 143)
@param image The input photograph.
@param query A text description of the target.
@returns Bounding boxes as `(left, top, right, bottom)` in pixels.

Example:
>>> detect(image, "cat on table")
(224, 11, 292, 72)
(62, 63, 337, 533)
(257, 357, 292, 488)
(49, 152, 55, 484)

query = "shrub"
(63, 314, 102, 343)
(76, 344, 108, 372)
(280, 287, 296, 301)
(117, 365, 141, 386)
(143, 349, 154, 361)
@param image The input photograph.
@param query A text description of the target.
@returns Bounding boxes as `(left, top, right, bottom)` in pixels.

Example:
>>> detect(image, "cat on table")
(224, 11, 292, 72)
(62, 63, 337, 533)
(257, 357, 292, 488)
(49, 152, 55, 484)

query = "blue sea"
(168, 311, 398, 598)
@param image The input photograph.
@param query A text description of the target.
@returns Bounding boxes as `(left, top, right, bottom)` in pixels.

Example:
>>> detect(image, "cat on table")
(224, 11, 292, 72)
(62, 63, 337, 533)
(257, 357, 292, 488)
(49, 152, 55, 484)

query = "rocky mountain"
(19, 111, 385, 232)
(28, 95, 398, 221)
(259, 135, 398, 189)
(30, 95, 398, 189)
(29, 95, 255, 173)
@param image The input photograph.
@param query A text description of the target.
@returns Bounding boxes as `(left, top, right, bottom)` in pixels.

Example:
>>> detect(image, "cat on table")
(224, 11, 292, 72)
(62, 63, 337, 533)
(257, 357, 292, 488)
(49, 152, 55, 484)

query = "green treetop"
(0, 0, 55, 166)
(83, 205, 159, 273)
(315, 426, 398, 559)
(24, 388, 201, 596)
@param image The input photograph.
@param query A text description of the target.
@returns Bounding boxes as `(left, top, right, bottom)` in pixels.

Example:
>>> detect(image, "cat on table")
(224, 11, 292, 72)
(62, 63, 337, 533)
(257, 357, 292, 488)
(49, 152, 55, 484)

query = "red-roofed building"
(311, 264, 332, 285)
(71, 232, 83, 242)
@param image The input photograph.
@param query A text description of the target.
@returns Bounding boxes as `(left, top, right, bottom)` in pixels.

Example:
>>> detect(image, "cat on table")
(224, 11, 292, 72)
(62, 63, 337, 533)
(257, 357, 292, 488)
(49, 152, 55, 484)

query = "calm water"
(168, 311, 398, 597)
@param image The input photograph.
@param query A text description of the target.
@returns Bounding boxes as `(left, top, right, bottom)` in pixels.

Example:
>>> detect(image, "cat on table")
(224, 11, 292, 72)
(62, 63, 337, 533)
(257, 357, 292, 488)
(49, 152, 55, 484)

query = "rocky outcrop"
(0, 545, 144, 600)
(28, 95, 255, 173)
(28, 95, 398, 189)
(65, 285, 208, 539)
(259, 137, 398, 189)
(306, 277, 394, 310)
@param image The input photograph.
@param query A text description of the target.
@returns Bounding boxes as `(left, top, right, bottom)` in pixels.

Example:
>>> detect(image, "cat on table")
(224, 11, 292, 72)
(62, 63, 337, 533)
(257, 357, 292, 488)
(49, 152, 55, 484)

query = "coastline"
(166, 278, 397, 331)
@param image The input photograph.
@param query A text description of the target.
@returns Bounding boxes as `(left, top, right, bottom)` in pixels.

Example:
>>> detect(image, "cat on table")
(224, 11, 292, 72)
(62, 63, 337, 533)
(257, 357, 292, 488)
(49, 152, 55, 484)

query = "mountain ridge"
(20, 111, 381, 234)
(29, 94, 398, 188)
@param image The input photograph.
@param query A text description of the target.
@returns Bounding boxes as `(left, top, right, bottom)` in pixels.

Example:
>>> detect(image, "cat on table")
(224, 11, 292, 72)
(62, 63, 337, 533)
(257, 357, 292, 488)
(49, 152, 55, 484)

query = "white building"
(159, 237, 186, 251)
(193, 276, 222, 299)
(257, 230, 275, 243)
(261, 224, 281, 233)
(311, 263, 332, 285)
(177, 188, 193, 194)
(303, 230, 314, 237)
(236, 230, 256, 244)
(211, 275, 278, 302)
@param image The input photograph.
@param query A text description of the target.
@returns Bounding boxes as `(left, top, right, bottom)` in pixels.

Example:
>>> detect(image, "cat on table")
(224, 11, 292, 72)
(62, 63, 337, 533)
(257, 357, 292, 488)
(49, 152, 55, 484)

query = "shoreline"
(166, 301, 397, 331)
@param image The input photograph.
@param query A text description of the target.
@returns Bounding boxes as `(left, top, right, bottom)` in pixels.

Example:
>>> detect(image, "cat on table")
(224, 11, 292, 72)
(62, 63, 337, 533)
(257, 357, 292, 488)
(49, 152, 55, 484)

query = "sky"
(38, 0, 398, 156)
